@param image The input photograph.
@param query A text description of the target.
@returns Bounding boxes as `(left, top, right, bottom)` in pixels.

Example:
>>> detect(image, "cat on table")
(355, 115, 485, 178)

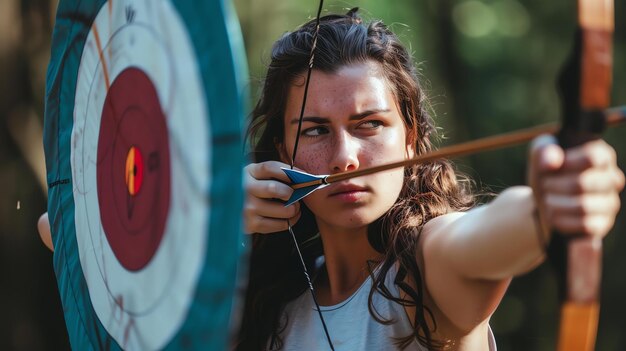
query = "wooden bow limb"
(552, 0, 613, 350)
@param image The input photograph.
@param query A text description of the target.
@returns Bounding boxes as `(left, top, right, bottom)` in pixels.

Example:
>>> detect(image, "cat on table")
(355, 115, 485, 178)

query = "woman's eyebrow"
(349, 109, 390, 120)
(290, 116, 330, 125)
(290, 109, 390, 125)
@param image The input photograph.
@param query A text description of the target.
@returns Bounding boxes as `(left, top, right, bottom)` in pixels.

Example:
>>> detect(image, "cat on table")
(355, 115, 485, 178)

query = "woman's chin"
(315, 210, 385, 232)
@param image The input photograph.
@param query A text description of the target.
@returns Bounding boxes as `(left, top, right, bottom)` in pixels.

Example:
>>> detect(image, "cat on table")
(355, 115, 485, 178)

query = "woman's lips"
(328, 183, 370, 202)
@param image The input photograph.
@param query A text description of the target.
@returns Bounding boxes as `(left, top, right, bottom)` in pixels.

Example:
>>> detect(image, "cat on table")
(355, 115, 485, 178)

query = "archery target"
(71, 0, 209, 349)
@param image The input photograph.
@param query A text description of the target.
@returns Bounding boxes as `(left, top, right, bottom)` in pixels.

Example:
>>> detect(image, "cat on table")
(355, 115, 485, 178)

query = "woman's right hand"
(244, 161, 301, 234)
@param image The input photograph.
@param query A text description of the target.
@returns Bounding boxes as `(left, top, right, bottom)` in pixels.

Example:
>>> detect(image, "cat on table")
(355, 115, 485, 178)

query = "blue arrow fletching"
(282, 167, 325, 183)
(285, 185, 322, 206)
(281, 168, 328, 206)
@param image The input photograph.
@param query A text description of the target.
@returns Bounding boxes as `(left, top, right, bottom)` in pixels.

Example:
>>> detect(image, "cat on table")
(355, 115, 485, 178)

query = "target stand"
(44, 0, 248, 349)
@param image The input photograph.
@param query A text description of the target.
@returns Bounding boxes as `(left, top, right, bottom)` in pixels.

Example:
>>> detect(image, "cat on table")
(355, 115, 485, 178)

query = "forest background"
(0, 0, 624, 350)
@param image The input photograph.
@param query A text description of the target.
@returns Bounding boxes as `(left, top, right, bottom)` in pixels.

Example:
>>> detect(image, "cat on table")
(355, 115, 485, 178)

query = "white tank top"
(276, 268, 498, 350)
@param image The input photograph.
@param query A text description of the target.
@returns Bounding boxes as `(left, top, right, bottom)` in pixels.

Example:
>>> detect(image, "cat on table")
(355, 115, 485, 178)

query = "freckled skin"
(281, 61, 414, 231)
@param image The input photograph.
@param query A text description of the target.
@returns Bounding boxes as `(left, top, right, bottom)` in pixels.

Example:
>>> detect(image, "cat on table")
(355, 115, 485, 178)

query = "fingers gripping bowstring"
(287, 1, 334, 350)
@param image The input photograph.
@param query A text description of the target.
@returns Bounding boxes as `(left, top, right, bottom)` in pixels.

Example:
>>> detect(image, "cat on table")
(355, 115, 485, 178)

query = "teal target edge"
(43, 0, 248, 349)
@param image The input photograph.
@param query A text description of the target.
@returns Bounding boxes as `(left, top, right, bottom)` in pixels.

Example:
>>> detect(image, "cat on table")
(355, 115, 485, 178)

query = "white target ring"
(71, 0, 210, 349)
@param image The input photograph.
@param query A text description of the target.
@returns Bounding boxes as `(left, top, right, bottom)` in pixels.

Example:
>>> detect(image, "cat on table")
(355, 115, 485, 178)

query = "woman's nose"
(329, 131, 360, 173)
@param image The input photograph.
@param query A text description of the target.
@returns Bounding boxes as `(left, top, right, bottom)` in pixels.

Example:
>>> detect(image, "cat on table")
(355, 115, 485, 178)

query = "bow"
(551, 0, 614, 350)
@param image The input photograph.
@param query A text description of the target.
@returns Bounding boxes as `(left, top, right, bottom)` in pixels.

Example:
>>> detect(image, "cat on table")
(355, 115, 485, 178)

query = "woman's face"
(282, 61, 414, 231)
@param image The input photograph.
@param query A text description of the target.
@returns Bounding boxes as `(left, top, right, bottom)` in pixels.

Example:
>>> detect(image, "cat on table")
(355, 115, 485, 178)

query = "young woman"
(238, 9, 624, 351)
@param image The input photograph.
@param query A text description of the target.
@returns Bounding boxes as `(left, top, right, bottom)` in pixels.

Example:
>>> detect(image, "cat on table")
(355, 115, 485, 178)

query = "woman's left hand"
(38, 212, 54, 252)
(529, 135, 625, 239)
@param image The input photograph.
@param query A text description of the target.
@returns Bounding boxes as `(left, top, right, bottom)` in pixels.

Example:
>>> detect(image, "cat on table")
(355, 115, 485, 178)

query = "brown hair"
(237, 8, 474, 350)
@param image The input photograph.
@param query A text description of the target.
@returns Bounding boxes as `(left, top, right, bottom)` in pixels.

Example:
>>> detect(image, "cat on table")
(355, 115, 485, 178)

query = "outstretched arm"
(420, 136, 623, 332)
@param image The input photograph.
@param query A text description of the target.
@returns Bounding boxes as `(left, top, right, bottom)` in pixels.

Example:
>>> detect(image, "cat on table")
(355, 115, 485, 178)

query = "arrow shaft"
(291, 106, 626, 191)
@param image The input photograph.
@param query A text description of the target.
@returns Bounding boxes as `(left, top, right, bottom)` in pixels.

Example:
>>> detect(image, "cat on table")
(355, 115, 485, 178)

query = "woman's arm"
(428, 186, 541, 280)
(420, 136, 624, 332)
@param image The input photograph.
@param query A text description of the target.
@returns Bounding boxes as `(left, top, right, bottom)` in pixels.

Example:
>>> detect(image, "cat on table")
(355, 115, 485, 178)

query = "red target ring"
(97, 67, 171, 272)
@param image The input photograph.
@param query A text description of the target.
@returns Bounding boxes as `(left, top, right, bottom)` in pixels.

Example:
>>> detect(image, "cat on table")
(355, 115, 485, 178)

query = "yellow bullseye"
(125, 146, 144, 196)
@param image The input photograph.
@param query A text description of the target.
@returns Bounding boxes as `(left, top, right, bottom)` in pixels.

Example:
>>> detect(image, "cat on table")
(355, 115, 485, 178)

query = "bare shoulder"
(414, 211, 467, 271)
(419, 211, 467, 255)
(423, 211, 467, 234)
(417, 211, 510, 336)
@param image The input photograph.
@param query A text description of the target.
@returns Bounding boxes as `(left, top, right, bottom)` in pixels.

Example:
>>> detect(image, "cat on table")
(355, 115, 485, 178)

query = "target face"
(71, 0, 210, 349)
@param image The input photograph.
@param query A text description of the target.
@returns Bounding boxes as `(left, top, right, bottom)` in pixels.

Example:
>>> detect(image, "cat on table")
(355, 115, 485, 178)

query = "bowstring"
(288, 0, 334, 349)
(290, 0, 323, 168)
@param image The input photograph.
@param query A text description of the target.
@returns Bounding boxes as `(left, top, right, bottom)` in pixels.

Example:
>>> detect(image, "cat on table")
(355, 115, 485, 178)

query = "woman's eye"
(302, 126, 329, 137)
(358, 120, 383, 129)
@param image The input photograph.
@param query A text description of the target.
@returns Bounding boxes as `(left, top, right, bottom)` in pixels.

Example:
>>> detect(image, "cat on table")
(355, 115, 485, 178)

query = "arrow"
(282, 168, 329, 206)
(282, 106, 626, 206)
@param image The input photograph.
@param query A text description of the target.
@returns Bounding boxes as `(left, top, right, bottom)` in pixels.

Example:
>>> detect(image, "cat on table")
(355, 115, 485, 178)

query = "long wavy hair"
(237, 8, 474, 351)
